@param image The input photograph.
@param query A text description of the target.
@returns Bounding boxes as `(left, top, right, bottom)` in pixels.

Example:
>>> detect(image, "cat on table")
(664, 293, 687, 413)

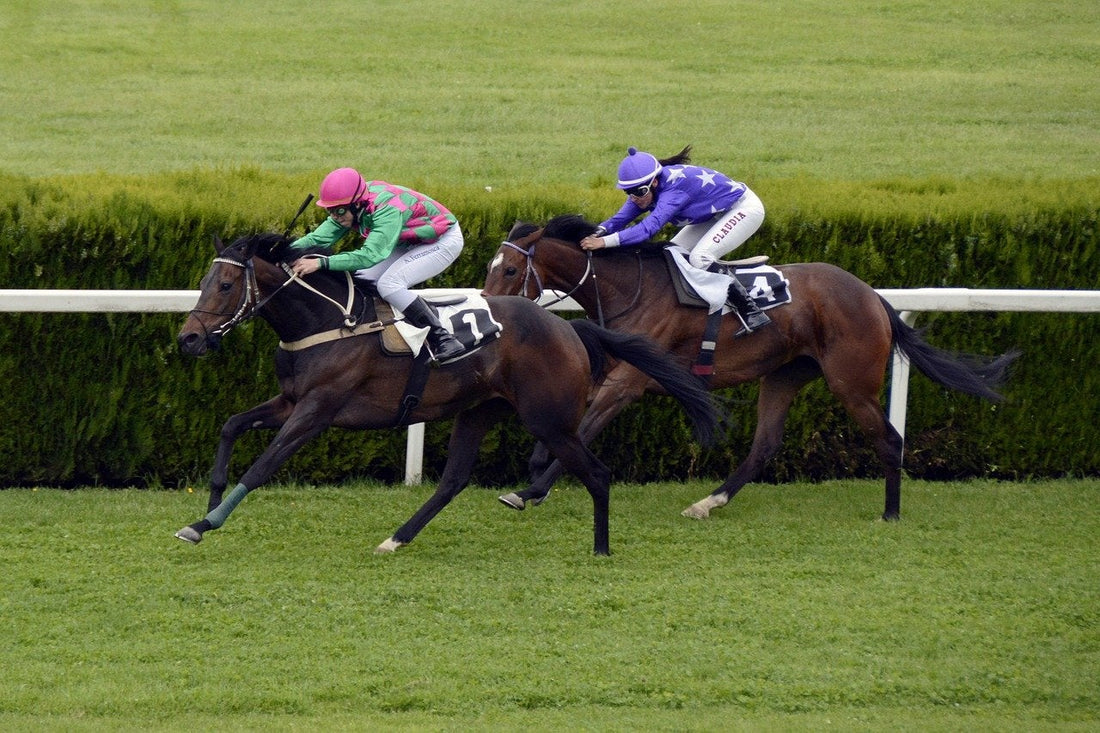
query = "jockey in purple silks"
(289, 167, 465, 362)
(581, 146, 771, 334)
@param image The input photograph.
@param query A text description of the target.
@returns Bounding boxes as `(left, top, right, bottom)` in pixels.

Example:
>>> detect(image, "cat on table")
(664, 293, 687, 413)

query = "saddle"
(662, 247, 791, 311)
(379, 294, 503, 358)
(276, 292, 495, 356)
(660, 246, 794, 378)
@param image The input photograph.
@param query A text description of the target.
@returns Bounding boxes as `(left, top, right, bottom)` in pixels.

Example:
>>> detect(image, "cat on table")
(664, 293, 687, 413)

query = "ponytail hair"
(659, 145, 693, 166)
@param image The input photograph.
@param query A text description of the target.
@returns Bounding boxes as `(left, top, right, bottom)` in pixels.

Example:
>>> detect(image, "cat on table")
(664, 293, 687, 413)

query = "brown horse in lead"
(482, 214, 1018, 521)
(175, 231, 719, 555)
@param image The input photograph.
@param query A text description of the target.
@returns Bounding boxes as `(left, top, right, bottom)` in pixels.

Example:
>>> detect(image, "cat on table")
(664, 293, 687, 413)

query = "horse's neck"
(256, 266, 358, 341)
(547, 244, 671, 318)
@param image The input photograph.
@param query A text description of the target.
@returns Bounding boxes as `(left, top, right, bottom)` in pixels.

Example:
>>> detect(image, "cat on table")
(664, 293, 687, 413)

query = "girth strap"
(278, 319, 392, 352)
(691, 311, 723, 379)
(395, 349, 433, 426)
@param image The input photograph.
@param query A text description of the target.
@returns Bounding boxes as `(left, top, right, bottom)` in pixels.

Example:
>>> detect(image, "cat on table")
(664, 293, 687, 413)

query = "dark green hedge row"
(1, 171, 1096, 487)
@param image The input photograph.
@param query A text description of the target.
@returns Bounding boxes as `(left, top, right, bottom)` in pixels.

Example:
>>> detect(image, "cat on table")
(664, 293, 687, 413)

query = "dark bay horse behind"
(482, 214, 1019, 521)
(174, 232, 718, 555)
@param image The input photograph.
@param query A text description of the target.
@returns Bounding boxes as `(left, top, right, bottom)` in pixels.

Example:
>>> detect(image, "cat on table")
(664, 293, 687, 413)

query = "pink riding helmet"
(316, 167, 367, 208)
(616, 147, 662, 189)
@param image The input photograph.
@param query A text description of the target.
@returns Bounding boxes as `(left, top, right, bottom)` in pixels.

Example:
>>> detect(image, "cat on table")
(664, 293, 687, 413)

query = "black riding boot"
(401, 297, 466, 362)
(726, 276, 771, 336)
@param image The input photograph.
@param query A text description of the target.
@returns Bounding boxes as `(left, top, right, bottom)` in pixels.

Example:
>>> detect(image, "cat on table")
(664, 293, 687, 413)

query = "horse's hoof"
(681, 504, 710, 520)
(498, 493, 526, 511)
(175, 526, 203, 544)
(374, 537, 405, 554)
(881, 511, 901, 522)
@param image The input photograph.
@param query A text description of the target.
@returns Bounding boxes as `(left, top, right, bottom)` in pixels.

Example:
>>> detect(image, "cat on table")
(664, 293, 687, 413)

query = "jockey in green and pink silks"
(181, 168, 468, 544)
(289, 167, 466, 362)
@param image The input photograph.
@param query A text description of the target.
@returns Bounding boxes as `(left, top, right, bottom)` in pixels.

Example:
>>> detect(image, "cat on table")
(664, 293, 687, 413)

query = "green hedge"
(1, 171, 1096, 487)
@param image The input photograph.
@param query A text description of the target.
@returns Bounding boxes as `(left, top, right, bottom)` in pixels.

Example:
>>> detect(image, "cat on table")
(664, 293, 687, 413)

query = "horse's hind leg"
(833, 387, 904, 520)
(538, 435, 613, 555)
(683, 357, 820, 519)
(378, 399, 512, 553)
(812, 333, 904, 519)
(500, 365, 648, 510)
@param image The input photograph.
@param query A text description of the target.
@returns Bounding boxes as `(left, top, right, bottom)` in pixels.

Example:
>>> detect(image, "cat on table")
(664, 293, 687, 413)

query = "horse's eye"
(505, 266, 517, 277)
(219, 281, 234, 293)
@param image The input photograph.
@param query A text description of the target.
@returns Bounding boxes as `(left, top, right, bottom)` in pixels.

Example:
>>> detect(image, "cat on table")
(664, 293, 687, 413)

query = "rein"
(501, 239, 643, 327)
(502, 239, 596, 314)
(193, 254, 363, 342)
(283, 265, 361, 328)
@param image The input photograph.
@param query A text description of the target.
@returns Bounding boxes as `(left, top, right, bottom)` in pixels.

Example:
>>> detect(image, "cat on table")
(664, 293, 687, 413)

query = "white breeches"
(355, 223, 464, 311)
(671, 189, 765, 270)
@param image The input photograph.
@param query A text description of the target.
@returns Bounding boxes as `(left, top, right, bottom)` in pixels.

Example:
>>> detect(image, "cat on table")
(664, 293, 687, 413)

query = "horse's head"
(483, 221, 543, 298)
(177, 233, 291, 356)
(483, 215, 599, 302)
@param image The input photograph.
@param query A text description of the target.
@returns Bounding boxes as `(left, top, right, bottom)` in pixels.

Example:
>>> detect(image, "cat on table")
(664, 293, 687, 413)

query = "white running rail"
(3, 288, 1098, 484)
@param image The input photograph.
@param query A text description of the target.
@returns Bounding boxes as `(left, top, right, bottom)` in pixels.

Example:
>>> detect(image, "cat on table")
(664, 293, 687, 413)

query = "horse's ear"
(213, 234, 225, 254)
(507, 220, 540, 241)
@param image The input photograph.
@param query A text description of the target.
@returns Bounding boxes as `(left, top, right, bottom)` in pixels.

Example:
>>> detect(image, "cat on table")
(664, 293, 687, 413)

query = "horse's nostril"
(178, 331, 207, 355)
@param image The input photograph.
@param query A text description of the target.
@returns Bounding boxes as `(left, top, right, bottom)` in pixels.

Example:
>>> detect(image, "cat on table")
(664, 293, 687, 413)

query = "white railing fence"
(3, 288, 1098, 484)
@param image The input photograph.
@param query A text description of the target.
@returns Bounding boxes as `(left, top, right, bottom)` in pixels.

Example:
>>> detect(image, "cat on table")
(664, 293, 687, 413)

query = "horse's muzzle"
(178, 331, 221, 356)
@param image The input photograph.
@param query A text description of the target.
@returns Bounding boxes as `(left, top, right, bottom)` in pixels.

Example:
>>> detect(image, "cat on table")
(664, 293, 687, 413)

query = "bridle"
(189, 249, 364, 345)
(183, 255, 266, 346)
(499, 236, 643, 327)
(499, 239, 591, 307)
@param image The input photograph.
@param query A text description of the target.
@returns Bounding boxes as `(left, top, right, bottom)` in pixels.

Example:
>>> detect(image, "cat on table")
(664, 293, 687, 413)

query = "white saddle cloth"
(665, 245, 734, 314)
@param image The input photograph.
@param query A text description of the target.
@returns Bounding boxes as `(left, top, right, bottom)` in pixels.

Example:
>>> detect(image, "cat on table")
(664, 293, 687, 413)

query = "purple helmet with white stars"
(616, 147, 662, 189)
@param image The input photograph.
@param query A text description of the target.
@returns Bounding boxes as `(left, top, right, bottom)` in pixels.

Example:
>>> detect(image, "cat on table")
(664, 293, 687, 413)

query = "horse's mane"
(543, 214, 599, 243)
(255, 232, 299, 263)
(541, 214, 668, 259)
(228, 232, 324, 264)
(508, 221, 541, 242)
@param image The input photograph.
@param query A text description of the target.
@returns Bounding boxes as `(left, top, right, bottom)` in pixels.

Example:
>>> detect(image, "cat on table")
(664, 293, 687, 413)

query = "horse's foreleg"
(176, 404, 331, 544)
(684, 360, 819, 519)
(378, 400, 510, 553)
(205, 395, 294, 512)
(500, 367, 646, 510)
(499, 459, 565, 510)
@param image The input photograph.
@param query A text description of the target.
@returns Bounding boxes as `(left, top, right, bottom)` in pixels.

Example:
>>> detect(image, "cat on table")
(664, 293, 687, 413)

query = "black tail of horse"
(570, 319, 720, 444)
(880, 295, 1020, 401)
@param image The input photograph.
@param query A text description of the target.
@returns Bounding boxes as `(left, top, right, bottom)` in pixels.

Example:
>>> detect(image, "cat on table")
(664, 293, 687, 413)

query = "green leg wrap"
(205, 483, 249, 529)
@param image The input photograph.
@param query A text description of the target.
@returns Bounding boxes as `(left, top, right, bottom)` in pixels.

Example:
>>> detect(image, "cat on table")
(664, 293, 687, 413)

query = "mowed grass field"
(1, 0, 1096, 185)
(1, 479, 1097, 730)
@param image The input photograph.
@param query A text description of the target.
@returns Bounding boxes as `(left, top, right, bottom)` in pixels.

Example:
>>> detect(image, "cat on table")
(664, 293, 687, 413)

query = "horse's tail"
(570, 319, 720, 445)
(880, 295, 1021, 401)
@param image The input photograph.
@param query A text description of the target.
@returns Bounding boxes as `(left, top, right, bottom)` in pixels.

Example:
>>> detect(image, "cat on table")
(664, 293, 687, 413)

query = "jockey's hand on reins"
(290, 256, 326, 278)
